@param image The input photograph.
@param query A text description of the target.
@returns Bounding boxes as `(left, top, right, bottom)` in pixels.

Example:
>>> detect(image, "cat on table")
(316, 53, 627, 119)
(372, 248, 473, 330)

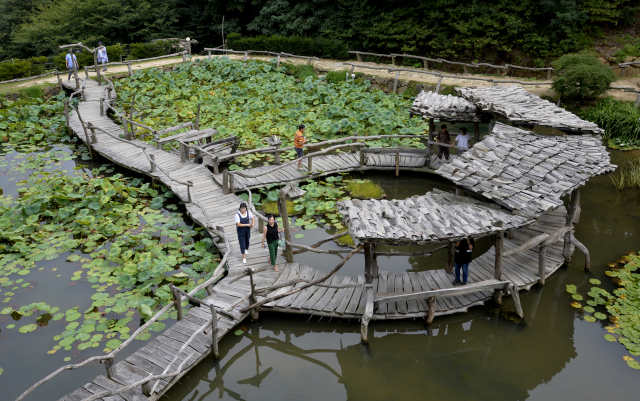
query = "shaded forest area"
(1, 0, 639, 63)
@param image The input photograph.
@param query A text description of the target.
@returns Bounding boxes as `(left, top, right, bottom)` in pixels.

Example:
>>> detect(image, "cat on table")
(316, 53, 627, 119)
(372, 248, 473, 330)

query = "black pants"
(438, 145, 450, 160)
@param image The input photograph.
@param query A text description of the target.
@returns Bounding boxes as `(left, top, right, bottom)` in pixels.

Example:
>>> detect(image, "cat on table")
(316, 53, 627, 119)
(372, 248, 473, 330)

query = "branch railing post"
(563, 189, 579, 261)
(207, 303, 219, 358)
(141, 381, 152, 397)
(170, 284, 183, 321)
(103, 358, 115, 379)
(222, 169, 229, 194)
(88, 122, 98, 144)
(494, 233, 504, 304)
(149, 154, 156, 173)
(395, 152, 400, 177)
(229, 173, 235, 193)
(307, 153, 313, 171)
(247, 268, 260, 320)
(127, 63, 133, 76)
(538, 244, 547, 286)
(100, 97, 104, 116)
(278, 188, 294, 263)
(187, 181, 193, 203)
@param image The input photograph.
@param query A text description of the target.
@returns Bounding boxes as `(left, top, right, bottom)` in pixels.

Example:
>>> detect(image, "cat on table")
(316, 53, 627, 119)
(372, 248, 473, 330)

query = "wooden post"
(307, 154, 312, 171)
(446, 241, 454, 274)
(494, 233, 504, 304)
(182, 53, 187, 63)
(208, 50, 212, 59)
(276, 54, 281, 68)
(247, 268, 260, 320)
(538, 244, 547, 286)
(395, 152, 400, 177)
(278, 189, 294, 263)
(195, 103, 201, 130)
(258, 215, 264, 233)
(455, 185, 463, 196)
(63, 100, 71, 136)
(187, 181, 193, 203)
(371, 243, 379, 278)
(274, 142, 281, 164)
(473, 122, 480, 144)
(351, 132, 359, 153)
(356, 53, 362, 62)
(141, 382, 152, 397)
(206, 284, 213, 296)
(222, 170, 229, 194)
(635, 92, 640, 108)
(392, 71, 400, 93)
(170, 285, 183, 321)
(360, 286, 374, 344)
(391, 56, 396, 66)
(123, 119, 130, 141)
(88, 123, 98, 143)
(180, 144, 187, 162)
(104, 358, 115, 379)
(425, 297, 436, 324)
(207, 303, 219, 358)
(94, 52, 101, 86)
(229, 173, 235, 193)
(423, 59, 428, 70)
(56, 71, 62, 91)
(563, 189, 579, 261)
(149, 154, 156, 173)
(546, 69, 552, 80)
(364, 243, 373, 284)
(127, 63, 133, 76)
(435, 76, 443, 93)
(428, 118, 435, 154)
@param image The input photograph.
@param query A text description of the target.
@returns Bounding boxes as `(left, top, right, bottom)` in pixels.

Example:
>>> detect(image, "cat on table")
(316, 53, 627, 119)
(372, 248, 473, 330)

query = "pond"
(2, 123, 640, 401)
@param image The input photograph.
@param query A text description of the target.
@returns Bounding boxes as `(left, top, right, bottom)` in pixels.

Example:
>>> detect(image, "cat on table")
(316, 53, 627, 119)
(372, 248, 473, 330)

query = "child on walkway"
(294, 124, 307, 171)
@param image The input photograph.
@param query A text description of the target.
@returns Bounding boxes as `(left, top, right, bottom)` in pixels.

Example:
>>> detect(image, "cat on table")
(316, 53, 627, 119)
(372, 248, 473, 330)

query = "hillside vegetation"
(1, 0, 639, 64)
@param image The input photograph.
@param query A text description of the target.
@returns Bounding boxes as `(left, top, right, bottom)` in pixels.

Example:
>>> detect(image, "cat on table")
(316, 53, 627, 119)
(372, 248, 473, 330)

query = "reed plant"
(611, 157, 640, 191)
(580, 99, 640, 141)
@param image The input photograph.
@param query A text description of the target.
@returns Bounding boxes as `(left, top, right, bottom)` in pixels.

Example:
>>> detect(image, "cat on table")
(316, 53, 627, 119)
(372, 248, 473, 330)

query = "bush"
(325, 70, 349, 84)
(579, 98, 640, 141)
(127, 41, 177, 61)
(226, 35, 349, 60)
(0, 56, 52, 81)
(551, 54, 617, 100)
(294, 64, 316, 81)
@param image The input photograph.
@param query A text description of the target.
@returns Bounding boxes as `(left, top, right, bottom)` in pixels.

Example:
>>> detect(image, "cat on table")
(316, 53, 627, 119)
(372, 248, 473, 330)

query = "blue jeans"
(295, 147, 304, 158)
(455, 262, 469, 284)
(68, 66, 77, 80)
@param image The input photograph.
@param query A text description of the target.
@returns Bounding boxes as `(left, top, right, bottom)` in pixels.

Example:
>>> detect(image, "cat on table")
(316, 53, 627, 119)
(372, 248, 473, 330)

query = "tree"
(551, 53, 617, 100)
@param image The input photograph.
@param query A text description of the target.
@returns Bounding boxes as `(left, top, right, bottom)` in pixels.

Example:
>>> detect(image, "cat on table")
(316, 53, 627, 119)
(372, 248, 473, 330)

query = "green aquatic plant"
(112, 57, 425, 167)
(579, 98, 640, 143)
(345, 178, 384, 199)
(610, 157, 640, 191)
(0, 93, 67, 145)
(566, 252, 640, 369)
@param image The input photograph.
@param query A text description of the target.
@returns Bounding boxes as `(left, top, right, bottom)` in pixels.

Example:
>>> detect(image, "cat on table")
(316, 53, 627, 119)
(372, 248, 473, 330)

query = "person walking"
(452, 127, 471, 156)
(235, 203, 255, 263)
(452, 237, 474, 285)
(65, 52, 79, 81)
(262, 215, 284, 272)
(294, 124, 307, 171)
(97, 42, 108, 71)
(435, 124, 451, 163)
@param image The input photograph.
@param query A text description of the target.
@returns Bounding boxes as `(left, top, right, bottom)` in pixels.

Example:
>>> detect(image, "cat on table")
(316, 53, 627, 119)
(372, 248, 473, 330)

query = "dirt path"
(4, 53, 639, 101)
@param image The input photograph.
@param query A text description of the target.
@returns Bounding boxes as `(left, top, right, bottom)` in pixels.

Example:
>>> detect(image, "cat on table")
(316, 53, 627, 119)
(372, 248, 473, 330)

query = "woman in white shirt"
(235, 203, 255, 263)
(453, 127, 471, 155)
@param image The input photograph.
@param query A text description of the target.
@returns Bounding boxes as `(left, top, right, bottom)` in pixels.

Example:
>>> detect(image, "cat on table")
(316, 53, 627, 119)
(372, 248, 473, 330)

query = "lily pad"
(589, 278, 601, 285)
(584, 315, 596, 322)
(605, 334, 617, 342)
(572, 294, 583, 301)
(571, 302, 582, 309)
(583, 306, 595, 313)
(566, 284, 577, 294)
(19, 323, 37, 333)
(594, 312, 607, 320)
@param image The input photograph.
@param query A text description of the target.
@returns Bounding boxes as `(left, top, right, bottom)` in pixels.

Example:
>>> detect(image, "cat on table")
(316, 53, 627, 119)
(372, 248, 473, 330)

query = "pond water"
(2, 128, 640, 401)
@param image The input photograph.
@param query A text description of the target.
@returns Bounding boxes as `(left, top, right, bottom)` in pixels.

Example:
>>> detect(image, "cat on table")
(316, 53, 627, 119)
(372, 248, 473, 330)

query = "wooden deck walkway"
(56, 78, 569, 401)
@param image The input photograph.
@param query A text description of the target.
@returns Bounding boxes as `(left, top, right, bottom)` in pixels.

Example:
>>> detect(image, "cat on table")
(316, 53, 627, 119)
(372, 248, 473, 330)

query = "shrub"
(25, 87, 43, 99)
(127, 41, 177, 60)
(294, 64, 316, 81)
(551, 54, 617, 100)
(0, 59, 31, 81)
(325, 70, 349, 84)
(226, 35, 349, 60)
(579, 98, 640, 141)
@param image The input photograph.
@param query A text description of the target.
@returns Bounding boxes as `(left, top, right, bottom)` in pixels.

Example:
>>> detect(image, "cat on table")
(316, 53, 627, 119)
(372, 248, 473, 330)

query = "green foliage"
(127, 41, 177, 61)
(0, 94, 66, 143)
(551, 53, 617, 100)
(334, 229, 354, 247)
(438, 85, 460, 97)
(227, 35, 349, 60)
(613, 37, 640, 63)
(579, 98, 640, 141)
(54, 45, 123, 70)
(325, 70, 349, 84)
(262, 200, 296, 216)
(0, 56, 51, 81)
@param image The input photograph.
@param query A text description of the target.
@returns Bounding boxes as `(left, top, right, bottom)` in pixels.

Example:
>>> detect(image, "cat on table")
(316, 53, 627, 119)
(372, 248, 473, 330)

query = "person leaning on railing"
(452, 127, 470, 156)
(435, 124, 451, 164)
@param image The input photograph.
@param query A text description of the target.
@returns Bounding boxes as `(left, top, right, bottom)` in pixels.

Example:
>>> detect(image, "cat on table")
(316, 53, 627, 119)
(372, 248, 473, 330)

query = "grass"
(579, 98, 640, 141)
(294, 64, 316, 81)
(611, 158, 640, 191)
(262, 200, 297, 216)
(345, 179, 384, 199)
(326, 70, 350, 84)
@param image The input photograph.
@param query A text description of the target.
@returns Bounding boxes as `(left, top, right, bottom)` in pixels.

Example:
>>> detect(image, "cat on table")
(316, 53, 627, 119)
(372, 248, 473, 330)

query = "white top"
(235, 211, 253, 223)
(456, 133, 471, 149)
(97, 47, 108, 62)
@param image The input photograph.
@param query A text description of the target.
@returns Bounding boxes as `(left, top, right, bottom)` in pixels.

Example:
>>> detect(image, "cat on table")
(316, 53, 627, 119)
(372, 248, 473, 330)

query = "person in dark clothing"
(452, 237, 474, 285)
(436, 124, 451, 162)
(235, 203, 255, 263)
(262, 215, 284, 272)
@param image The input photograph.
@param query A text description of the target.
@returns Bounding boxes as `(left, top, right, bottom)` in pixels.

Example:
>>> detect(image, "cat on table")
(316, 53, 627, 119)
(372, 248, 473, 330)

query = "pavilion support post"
(395, 152, 400, 177)
(455, 185, 463, 196)
(170, 285, 183, 321)
(371, 243, 379, 279)
(247, 268, 259, 320)
(494, 233, 504, 304)
(446, 241, 454, 274)
(538, 245, 547, 286)
(428, 118, 435, 155)
(426, 297, 436, 324)
(278, 189, 294, 263)
(563, 189, 580, 261)
(360, 285, 374, 344)
(364, 243, 373, 283)
(473, 122, 480, 144)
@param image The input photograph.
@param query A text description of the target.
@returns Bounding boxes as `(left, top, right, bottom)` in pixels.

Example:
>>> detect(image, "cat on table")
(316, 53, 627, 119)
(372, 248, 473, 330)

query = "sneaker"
(462, 282, 467, 286)
(452, 279, 460, 285)
(242, 259, 246, 264)
(103, 68, 107, 71)
(245, 249, 249, 255)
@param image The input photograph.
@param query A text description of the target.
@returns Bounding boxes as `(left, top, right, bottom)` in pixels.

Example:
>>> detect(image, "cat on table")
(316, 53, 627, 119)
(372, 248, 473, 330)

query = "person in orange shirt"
(294, 124, 307, 171)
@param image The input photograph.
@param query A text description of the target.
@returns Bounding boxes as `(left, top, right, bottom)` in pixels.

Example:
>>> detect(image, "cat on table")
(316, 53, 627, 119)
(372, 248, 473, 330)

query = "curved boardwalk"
(56, 78, 570, 401)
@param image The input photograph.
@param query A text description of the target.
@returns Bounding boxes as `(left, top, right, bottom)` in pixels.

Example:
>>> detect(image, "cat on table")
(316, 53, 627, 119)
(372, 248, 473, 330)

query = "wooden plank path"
(55, 79, 570, 401)
(212, 153, 456, 189)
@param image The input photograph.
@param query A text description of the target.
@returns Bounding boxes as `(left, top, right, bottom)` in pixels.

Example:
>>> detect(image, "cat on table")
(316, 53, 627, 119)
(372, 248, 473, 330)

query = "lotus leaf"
(565, 285, 577, 294)
(135, 330, 151, 341)
(572, 294, 583, 301)
(594, 312, 607, 320)
(584, 315, 596, 322)
(571, 302, 582, 309)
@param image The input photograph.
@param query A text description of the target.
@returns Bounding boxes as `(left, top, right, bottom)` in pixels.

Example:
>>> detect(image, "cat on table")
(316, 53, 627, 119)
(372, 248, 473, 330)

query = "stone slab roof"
(337, 189, 535, 245)
(436, 123, 615, 217)
(410, 91, 481, 122)
(456, 85, 604, 134)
